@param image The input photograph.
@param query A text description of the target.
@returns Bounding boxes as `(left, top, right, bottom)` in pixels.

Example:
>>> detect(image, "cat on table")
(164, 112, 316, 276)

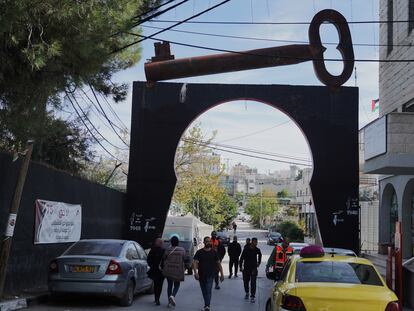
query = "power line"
(184, 138, 312, 163)
(132, 0, 177, 20)
(69, 93, 128, 151)
(142, 24, 414, 48)
(99, 94, 130, 133)
(131, 0, 189, 27)
(186, 139, 312, 167)
(218, 120, 291, 143)
(150, 19, 414, 25)
(89, 86, 130, 147)
(129, 33, 414, 63)
(65, 92, 125, 163)
(111, 0, 231, 54)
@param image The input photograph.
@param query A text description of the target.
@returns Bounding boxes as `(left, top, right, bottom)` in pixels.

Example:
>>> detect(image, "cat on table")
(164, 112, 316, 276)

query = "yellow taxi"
(266, 245, 400, 311)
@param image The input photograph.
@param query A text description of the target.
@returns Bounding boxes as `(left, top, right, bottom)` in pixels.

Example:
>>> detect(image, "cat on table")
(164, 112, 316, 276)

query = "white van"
(162, 215, 212, 274)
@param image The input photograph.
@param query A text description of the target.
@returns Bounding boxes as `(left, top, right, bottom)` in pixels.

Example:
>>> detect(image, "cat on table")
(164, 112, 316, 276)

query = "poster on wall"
(34, 199, 82, 244)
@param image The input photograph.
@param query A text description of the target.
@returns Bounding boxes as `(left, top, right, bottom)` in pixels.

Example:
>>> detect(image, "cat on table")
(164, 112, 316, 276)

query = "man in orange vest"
(211, 231, 225, 289)
(266, 238, 293, 277)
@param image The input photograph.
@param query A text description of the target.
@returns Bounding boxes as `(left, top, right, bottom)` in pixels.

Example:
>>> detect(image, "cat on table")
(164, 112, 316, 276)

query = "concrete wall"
(379, 0, 414, 115)
(360, 201, 379, 253)
(379, 175, 414, 258)
(0, 153, 126, 294)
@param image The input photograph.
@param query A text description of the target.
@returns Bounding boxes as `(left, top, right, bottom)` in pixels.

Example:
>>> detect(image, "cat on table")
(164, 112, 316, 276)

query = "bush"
(278, 221, 304, 242)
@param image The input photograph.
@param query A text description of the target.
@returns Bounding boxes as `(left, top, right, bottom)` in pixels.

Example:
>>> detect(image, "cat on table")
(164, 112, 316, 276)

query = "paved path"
(28, 221, 275, 311)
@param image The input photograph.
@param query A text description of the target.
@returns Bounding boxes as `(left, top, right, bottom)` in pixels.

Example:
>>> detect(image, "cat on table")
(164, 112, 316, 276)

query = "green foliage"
(245, 189, 280, 228)
(277, 189, 289, 198)
(0, 0, 162, 172)
(278, 221, 304, 242)
(173, 124, 236, 229)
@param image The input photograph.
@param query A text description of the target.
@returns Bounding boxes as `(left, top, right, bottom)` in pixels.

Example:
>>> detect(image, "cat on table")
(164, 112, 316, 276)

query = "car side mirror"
(266, 271, 279, 281)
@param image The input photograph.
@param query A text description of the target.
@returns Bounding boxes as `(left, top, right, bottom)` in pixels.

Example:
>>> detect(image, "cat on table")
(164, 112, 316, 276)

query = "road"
(29, 221, 275, 311)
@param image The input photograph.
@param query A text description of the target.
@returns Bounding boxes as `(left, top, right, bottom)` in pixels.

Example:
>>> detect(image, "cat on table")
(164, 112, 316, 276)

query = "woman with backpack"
(162, 235, 186, 308)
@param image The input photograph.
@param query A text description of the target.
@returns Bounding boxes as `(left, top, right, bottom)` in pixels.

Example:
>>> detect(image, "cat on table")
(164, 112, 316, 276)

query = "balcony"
(363, 113, 414, 175)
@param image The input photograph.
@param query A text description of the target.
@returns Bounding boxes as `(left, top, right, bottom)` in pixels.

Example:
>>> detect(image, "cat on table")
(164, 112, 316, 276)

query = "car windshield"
(295, 261, 383, 286)
(270, 233, 281, 238)
(64, 241, 124, 257)
(217, 232, 227, 238)
(162, 226, 191, 241)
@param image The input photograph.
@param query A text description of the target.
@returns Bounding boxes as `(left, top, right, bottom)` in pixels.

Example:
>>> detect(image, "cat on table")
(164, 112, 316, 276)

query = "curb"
(0, 293, 49, 311)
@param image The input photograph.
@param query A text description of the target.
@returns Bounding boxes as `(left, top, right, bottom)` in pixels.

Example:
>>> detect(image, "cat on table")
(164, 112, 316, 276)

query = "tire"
(119, 279, 134, 306)
(187, 267, 193, 275)
(266, 299, 272, 311)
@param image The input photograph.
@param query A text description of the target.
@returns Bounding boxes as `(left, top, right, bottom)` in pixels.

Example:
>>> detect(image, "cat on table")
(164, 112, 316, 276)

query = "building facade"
(363, 0, 414, 259)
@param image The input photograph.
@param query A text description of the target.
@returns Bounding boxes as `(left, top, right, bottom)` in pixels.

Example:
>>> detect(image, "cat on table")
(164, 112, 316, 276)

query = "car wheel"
(266, 299, 272, 311)
(187, 267, 193, 275)
(119, 279, 134, 306)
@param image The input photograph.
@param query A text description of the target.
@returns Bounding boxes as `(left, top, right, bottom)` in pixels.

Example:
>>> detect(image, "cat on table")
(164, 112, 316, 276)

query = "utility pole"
(0, 141, 34, 299)
(259, 182, 263, 229)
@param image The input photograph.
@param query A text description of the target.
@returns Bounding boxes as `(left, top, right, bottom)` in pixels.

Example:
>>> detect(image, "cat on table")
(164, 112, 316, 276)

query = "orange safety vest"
(211, 238, 220, 251)
(274, 245, 294, 270)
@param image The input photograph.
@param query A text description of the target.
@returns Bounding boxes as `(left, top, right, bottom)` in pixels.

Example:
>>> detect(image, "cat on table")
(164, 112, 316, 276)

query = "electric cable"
(132, 0, 177, 20)
(131, 0, 189, 27)
(98, 93, 130, 133)
(111, 0, 231, 54)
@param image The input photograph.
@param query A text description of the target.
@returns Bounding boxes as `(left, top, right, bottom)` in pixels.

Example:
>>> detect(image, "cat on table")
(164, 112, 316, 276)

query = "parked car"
(216, 231, 230, 246)
(265, 245, 400, 311)
(323, 247, 357, 257)
(267, 232, 282, 245)
(48, 239, 153, 306)
(289, 242, 309, 254)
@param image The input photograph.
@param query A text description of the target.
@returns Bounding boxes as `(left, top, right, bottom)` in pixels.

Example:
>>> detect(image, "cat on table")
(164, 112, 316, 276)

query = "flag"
(371, 99, 379, 112)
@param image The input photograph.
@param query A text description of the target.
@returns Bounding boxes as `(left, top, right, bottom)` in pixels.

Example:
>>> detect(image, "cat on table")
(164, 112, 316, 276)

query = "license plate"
(70, 265, 95, 273)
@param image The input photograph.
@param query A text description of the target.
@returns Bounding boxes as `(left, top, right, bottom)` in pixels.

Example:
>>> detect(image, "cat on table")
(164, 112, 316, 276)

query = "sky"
(77, 0, 381, 174)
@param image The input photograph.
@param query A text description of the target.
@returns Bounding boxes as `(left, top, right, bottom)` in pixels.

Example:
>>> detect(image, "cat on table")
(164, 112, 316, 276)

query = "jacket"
(228, 241, 242, 259)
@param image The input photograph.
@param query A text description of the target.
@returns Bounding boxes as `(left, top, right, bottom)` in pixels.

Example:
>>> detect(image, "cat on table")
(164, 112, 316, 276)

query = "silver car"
(48, 239, 153, 306)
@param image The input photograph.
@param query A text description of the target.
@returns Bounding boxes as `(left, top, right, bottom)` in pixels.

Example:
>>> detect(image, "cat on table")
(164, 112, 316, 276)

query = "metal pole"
(260, 184, 263, 229)
(0, 141, 34, 298)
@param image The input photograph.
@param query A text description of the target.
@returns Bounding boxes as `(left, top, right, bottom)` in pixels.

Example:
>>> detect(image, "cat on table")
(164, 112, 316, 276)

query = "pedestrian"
(239, 237, 262, 303)
(162, 236, 186, 308)
(232, 221, 237, 234)
(244, 237, 251, 250)
(147, 238, 165, 305)
(211, 231, 226, 289)
(228, 235, 242, 278)
(193, 236, 224, 311)
(266, 238, 293, 279)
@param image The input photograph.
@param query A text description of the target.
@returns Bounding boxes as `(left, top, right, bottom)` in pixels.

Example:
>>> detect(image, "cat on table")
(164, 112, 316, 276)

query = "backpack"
(162, 246, 185, 282)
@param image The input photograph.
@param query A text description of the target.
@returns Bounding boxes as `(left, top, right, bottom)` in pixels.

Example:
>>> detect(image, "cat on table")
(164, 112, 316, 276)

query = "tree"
(245, 189, 280, 228)
(172, 124, 237, 229)
(0, 0, 163, 170)
(278, 221, 304, 242)
(277, 189, 289, 198)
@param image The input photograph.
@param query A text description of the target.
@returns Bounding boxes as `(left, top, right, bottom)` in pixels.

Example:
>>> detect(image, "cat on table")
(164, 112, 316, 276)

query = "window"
(64, 241, 124, 257)
(295, 262, 383, 286)
(135, 243, 147, 259)
(390, 191, 398, 243)
(279, 259, 292, 281)
(126, 243, 139, 260)
(410, 0, 414, 33)
(387, 0, 393, 55)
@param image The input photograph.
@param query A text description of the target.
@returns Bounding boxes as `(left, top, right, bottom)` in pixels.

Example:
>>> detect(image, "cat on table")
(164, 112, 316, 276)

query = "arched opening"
(170, 99, 314, 243)
(382, 183, 398, 244)
(402, 179, 414, 258)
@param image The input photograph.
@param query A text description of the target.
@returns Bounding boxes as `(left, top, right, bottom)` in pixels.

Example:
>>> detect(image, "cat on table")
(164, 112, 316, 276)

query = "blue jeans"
(167, 279, 180, 297)
(199, 276, 214, 307)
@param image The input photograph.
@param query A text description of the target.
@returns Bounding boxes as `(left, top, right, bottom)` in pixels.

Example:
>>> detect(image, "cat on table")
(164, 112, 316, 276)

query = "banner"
(34, 199, 82, 244)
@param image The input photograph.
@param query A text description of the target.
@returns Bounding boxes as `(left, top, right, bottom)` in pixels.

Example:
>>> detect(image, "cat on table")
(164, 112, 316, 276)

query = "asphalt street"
(28, 221, 275, 311)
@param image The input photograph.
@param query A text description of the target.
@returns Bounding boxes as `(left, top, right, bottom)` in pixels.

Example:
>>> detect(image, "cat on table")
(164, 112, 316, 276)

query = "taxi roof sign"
(299, 245, 325, 258)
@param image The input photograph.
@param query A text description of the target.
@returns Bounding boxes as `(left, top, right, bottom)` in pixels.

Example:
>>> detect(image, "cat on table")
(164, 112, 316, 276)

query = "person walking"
(228, 235, 241, 278)
(239, 237, 262, 303)
(211, 231, 225, 289)
(244, 237, 251, 250)
(147, 238, 165, 305)
(162, 236, 186, 308)
(232, 221, 237, 234)
(266, 238, 293, 279)
(193, 236, 224, 311)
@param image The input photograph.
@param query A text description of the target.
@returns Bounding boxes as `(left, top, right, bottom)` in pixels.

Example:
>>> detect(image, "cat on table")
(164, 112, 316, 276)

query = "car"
(267, 232, 282, 245)
(265, 245, 400, 311)
(323, 247, 357, 257)
(216, 231, 230, 246)
(290, 242, 309, 254)
(48, 239, 153, 306)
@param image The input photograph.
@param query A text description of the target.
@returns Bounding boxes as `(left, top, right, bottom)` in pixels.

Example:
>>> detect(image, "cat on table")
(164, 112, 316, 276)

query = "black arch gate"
(126, 81, 359, 253)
